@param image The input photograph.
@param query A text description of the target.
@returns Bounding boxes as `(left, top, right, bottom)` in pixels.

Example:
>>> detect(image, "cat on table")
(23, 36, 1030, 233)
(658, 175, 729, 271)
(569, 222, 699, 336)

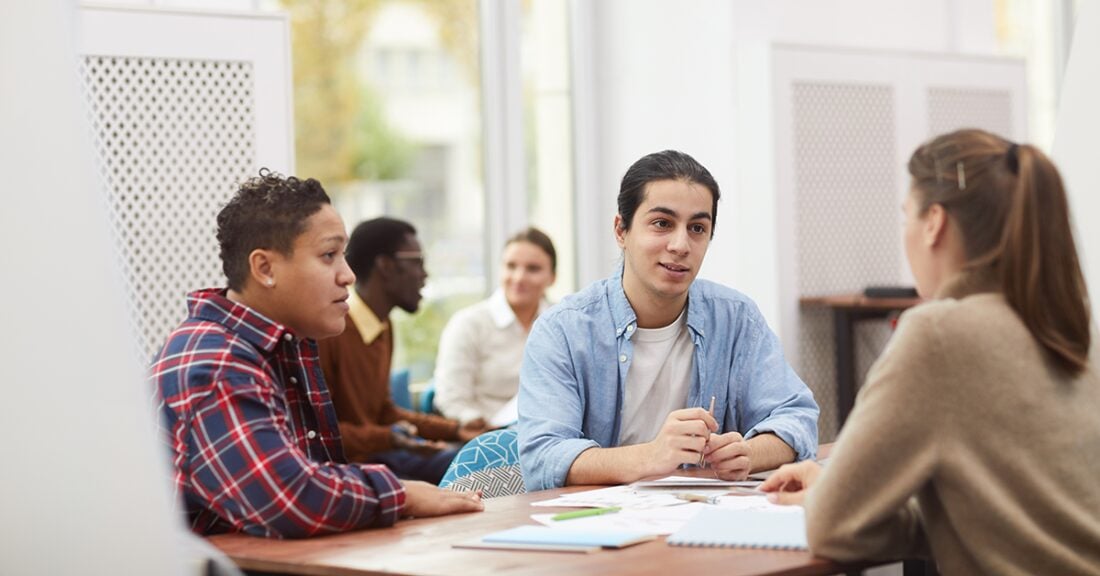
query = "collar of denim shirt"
(605, 263, 707, 344)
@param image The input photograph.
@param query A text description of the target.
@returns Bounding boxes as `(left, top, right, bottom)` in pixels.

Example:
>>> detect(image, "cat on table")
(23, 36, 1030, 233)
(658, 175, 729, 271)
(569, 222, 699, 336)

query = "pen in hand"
(698, 395, 716, 467)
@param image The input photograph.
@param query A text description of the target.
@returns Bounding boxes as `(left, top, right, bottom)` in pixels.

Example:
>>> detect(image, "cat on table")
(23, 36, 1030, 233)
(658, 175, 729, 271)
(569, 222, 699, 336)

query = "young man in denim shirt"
(518, 150, 819, 491)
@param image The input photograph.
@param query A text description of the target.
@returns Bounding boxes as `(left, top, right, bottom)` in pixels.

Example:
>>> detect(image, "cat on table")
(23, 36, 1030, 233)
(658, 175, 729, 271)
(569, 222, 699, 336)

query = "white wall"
(1053, 1, 1100, 316)
(576, 0, 739, 285)
(575, 0, 997, 337)
(0, 1, 184, 574)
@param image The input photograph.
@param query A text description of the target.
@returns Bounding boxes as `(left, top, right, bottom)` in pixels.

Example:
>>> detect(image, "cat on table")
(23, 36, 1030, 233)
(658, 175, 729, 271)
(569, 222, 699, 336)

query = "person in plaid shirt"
(150, 171, 482, 538)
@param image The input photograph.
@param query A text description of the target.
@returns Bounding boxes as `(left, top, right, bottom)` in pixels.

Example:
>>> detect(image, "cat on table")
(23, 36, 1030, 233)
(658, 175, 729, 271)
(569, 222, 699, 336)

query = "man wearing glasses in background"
(319, 217, 489, 484)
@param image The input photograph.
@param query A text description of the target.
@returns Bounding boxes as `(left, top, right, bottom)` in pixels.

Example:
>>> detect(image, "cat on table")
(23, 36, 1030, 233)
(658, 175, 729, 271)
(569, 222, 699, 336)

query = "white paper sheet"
(632, 475, 762, 489)
(530, 493, 802, 536)
(531, 476, 784, 510)
(531, 503, 706, 535)
(531, 484, 683, 509)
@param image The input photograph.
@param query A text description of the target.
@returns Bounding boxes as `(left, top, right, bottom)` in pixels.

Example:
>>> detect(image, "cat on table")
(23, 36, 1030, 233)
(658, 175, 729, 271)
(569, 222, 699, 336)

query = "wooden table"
(800, 294, 922, 427)
(207, 446, 895, 576)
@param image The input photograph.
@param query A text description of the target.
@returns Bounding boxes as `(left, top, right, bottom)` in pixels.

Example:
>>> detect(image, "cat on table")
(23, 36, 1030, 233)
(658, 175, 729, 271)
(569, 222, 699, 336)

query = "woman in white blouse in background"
(433, 227, 557, 426)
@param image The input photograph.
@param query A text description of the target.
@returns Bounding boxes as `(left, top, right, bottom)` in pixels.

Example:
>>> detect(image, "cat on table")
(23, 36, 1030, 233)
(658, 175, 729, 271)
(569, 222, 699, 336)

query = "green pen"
(550, 506, 622, 521)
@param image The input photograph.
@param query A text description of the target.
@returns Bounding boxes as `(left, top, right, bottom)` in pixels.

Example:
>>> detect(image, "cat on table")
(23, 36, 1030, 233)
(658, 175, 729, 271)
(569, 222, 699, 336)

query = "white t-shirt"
(618, 309, 694, 446)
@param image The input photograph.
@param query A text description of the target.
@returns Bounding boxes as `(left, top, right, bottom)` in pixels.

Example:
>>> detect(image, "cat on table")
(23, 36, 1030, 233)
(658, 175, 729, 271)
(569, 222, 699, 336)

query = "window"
(521, 0, 576, 301)
(84, 0, 581, 384)
(283, 0, 486, 383)
(993, 0, 1079, 151)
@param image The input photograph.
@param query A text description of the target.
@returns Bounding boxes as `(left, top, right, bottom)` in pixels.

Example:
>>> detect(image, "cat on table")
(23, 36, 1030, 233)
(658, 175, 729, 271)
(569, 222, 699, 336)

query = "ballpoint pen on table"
(675, 493, 719, 505)
(727, 486, 767, 496)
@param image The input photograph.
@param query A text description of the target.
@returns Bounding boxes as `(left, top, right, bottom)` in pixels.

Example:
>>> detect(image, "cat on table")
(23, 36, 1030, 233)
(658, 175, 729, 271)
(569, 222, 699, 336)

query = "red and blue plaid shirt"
(151, 289, 405, 538)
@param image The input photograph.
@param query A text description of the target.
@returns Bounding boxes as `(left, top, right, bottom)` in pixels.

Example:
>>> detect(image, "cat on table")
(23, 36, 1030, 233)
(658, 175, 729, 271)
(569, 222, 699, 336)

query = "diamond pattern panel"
(446, 464, 525, 498)
(80, 56, 255, 361)
(928, 87, 1013, 138)
(791, 82, 899, 441)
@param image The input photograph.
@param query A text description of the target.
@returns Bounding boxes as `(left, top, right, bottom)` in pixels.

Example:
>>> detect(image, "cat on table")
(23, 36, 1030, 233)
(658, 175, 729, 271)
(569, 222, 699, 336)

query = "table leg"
(833, 308, 856, 429)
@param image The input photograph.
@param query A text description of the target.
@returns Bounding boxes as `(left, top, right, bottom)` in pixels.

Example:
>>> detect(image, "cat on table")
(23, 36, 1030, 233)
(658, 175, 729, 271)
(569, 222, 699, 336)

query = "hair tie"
(1006, 143, 1020, 174)
(956, 161, 966, 190)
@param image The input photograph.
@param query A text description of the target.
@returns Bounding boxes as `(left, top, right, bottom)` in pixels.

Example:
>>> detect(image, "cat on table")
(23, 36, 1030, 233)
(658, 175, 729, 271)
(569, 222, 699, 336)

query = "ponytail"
(1000, 144, 1091, 374)
(909, 129, 1091, 375)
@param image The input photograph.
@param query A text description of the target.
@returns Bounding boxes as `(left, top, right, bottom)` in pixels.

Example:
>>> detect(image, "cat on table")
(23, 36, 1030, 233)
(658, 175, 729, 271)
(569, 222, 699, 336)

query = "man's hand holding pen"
(700, 431, 753, 480)
(687, 395, 751, 480)
(643, 407, 719, 475)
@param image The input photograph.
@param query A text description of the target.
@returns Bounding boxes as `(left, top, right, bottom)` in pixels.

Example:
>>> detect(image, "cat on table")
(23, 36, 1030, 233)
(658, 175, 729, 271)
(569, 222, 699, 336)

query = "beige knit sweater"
(805, 274, 1100, 575)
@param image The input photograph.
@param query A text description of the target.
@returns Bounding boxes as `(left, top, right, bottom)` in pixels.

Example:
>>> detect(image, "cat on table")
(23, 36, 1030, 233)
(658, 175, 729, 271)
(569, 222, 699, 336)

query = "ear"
(248, 248, 279, 288)
(923, 203, 949, 248)
(373, 254, 396, 279)
(613, 214, 627, 249)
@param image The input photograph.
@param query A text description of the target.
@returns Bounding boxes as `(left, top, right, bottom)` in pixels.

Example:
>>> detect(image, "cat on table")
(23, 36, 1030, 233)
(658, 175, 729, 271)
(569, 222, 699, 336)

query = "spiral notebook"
(666, 507, 809, 550)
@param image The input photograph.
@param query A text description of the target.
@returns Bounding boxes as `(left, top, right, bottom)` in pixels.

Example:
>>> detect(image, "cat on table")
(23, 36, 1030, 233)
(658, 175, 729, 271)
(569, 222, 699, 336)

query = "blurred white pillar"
(480, 0, 528, 288)
(1052, 1, 1100, 313)
(0, 1, 184, 574)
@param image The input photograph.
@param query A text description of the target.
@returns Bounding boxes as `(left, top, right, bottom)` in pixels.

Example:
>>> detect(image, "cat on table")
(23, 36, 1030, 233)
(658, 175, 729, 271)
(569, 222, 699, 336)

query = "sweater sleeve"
(331, 397, 460, 459)
(336, 420, 396, 462)
(400, 406, 461, 441)
(317, 338, 396, 459)
(336, 394, 457, 459)
(802, 310, 942, 561)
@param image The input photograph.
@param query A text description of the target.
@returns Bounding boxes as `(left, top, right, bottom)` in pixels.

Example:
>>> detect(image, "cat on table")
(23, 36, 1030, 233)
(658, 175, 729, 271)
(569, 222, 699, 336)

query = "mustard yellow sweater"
(805, 276, 1100, 575)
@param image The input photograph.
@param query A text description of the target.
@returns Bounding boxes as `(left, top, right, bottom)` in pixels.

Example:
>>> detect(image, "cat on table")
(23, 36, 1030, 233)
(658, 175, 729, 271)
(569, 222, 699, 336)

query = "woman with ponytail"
(762, 129, 1100, 575)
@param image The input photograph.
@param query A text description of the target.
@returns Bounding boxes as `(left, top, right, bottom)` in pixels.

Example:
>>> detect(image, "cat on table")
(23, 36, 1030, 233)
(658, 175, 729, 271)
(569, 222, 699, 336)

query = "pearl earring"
(267, 279, 275, 287)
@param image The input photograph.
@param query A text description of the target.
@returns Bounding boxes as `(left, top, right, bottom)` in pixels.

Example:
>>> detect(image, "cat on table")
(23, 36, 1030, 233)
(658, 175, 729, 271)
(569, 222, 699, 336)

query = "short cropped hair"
(216, 169, 331, 291)
(346, 217, 418, 280)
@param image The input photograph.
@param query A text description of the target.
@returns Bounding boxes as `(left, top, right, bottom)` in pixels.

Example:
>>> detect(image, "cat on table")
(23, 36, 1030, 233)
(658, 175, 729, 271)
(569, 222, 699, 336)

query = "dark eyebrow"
(646, 206, 713, 221)
(690, 212, 713, 222)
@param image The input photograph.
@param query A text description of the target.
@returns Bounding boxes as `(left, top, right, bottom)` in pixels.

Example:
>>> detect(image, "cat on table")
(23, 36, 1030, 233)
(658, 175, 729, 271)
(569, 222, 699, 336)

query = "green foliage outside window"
(391, 292, 482, 383)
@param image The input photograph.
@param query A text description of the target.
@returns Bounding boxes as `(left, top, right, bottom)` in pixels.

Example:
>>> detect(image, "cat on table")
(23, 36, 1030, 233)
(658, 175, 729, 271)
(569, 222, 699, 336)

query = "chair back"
(418, 381, 436, 413)
(389, 369, 412, 411)
(439, 429, 525, 498)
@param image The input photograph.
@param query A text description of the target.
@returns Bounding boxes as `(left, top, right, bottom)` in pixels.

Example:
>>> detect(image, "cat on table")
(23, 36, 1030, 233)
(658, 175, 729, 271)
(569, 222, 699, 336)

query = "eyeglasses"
(392, 250, 425, 269)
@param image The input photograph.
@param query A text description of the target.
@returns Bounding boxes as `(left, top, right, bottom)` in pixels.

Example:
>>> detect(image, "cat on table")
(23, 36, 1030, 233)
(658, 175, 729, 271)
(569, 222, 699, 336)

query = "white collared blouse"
(433, 289, 549, 423)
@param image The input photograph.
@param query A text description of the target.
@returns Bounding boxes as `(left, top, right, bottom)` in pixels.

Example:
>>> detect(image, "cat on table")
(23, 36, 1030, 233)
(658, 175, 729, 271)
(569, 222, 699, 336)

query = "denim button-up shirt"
(517, 272, 819, 491)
